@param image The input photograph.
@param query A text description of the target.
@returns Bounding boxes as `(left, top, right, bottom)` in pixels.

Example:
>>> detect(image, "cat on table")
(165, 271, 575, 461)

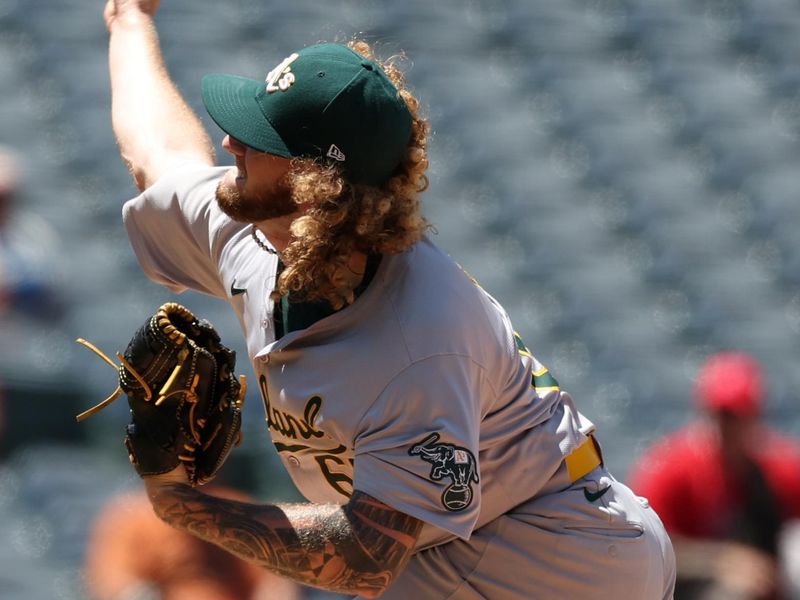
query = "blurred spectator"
(628, 351, 800, 600)
(0, 145, 63, 320)
(85, 486, 304, 600)
(0, 385, 4, 447)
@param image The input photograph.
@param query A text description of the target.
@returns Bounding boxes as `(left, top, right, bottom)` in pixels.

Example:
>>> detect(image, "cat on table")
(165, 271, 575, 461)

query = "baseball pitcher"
(94, 0, 676, 597)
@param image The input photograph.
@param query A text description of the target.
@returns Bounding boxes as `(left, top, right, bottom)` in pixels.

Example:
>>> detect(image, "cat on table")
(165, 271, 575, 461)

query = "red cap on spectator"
(695, 351, 763, 417)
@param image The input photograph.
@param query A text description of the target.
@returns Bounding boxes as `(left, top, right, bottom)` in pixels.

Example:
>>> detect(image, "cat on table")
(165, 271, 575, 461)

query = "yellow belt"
(564, 435, 603, 482)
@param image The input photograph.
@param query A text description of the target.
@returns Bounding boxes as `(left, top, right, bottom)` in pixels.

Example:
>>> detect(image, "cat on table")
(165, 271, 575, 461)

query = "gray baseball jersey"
(123, 164, 675, 598)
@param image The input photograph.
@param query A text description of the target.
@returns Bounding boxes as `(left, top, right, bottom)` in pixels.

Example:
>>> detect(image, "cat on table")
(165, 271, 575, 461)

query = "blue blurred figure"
(0, 146, 63, 320)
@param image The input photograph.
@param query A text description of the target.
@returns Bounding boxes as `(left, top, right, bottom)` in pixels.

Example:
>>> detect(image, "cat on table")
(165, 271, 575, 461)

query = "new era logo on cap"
(326, 144, 346, 162)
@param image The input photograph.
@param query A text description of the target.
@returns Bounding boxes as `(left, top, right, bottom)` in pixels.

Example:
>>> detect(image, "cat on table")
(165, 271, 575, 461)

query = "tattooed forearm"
(146, 485, 423, 597)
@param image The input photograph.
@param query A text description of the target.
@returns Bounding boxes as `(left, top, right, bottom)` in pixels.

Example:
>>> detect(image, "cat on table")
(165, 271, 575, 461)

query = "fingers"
(103, 0, 116, 31)
(103, 0, 161, 31)
(116, 0, 161, 17)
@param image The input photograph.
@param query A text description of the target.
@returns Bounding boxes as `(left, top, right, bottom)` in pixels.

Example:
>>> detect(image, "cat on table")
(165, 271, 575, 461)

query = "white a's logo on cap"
(265, 53, 299, 94)
(327, 144, 346, 162)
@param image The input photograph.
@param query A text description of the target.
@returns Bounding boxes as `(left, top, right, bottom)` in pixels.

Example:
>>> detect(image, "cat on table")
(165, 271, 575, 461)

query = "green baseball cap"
(201, 43, 413, 186)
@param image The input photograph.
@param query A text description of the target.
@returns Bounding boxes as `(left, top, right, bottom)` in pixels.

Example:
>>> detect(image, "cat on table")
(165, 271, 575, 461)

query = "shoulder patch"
(409, 433, 479, 511)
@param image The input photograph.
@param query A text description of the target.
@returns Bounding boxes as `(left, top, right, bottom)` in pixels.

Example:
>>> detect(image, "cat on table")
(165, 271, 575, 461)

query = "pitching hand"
(104, 0, 161, 31)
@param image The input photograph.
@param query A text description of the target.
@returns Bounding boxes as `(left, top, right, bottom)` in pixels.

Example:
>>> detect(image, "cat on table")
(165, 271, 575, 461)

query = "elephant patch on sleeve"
(409, 433, 479, 511)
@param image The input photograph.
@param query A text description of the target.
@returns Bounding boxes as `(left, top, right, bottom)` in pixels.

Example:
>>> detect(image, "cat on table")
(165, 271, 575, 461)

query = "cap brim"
(201, 74, 291, 157)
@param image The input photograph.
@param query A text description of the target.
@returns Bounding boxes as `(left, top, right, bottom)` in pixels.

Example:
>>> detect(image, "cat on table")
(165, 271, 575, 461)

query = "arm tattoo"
(148, 485, 423, 597)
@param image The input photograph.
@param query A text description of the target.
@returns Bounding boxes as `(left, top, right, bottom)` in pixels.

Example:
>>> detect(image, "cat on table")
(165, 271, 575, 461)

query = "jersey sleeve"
(122, 164, 240, 298)
(353, 354, 485, 540)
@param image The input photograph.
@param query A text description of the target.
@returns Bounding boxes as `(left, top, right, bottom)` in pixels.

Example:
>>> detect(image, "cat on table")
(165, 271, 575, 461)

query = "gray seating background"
(2, 0, 800, 597)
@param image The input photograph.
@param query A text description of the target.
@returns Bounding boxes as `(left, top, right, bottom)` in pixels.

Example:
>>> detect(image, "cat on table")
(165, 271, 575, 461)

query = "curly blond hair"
(277, 40, 431, 310)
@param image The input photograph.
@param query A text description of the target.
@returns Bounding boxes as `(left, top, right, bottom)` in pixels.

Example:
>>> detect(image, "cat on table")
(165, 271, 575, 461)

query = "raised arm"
(104, 0, 215, 191)
(144, 472, 423, 598)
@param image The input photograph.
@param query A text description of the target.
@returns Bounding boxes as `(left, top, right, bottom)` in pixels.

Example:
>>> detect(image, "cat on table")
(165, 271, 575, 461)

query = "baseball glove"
(76, 302, 246, 486)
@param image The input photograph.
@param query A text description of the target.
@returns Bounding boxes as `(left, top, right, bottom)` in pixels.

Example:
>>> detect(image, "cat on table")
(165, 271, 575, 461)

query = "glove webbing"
(74, 337, 198, 421)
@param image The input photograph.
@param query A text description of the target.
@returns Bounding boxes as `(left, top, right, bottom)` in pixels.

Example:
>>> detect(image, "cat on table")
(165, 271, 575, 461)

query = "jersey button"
(287, 456, 300, 467)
